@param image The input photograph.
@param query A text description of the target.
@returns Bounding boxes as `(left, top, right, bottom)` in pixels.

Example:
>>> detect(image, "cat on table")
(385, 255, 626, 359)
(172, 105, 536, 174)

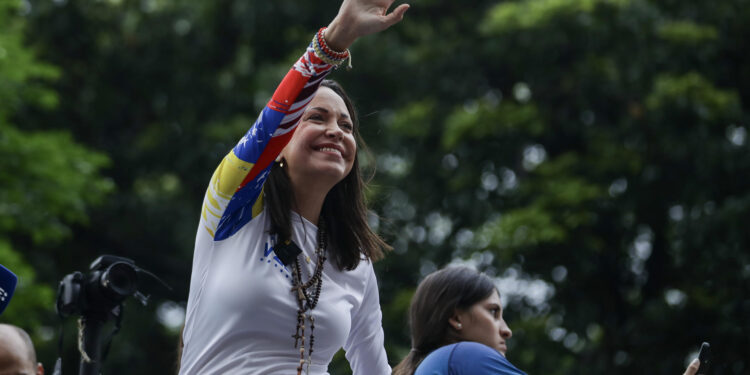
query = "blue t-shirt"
(414, 342, 527, 375)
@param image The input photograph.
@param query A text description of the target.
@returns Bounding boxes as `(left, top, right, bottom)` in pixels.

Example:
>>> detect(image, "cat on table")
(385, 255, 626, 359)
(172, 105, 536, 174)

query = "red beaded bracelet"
(311, 27, 351, 68)
(316, 28, 349, 59)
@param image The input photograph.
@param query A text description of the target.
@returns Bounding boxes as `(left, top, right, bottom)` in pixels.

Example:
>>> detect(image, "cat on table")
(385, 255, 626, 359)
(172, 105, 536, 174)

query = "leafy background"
(1, 0, 748, 373)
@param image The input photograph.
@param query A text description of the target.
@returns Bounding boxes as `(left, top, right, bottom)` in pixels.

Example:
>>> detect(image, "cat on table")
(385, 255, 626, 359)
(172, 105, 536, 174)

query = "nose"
(325, 122, 344, 140)
(499, 319, 512, 339)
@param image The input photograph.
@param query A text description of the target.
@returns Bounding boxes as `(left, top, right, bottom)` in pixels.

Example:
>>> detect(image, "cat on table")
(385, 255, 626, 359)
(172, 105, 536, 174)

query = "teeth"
(318, 147, 341, 155)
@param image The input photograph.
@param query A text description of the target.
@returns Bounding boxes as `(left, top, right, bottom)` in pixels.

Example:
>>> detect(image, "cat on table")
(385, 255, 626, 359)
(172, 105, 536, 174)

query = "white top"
(180, 40, 389, 374)
(179, 210, 390, 375)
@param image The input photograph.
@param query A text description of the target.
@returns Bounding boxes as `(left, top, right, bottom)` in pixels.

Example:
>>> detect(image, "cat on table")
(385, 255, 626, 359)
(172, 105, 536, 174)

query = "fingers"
(326, 0, 410, 48)
(382, 3, 410, 28)
(682, 358, 700, 375)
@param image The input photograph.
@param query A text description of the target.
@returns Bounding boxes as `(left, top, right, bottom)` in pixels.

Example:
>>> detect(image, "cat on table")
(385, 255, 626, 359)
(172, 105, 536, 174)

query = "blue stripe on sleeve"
(232, 108, 287, 164)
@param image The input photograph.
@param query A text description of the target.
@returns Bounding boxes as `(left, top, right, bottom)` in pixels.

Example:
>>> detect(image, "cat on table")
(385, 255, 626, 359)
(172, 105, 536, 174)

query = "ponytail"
(392, 349, 426, 375)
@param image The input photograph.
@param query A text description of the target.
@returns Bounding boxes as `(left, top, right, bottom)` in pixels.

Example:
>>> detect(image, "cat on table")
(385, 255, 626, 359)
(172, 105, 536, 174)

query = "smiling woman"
(265, 79, 383, 273)
(177, 1, 409, 374)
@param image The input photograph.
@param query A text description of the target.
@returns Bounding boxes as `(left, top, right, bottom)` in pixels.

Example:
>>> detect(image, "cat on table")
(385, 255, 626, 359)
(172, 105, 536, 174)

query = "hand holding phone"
(696, 342, 711, 375)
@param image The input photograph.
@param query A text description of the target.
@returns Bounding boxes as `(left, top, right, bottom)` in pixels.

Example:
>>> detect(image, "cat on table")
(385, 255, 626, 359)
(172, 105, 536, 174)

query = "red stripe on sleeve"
(268, 70, 308, 114)
(237, 132, 295, 190)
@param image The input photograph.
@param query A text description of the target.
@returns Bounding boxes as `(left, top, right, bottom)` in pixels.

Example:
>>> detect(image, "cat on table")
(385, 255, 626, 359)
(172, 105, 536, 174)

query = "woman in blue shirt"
(392, 266, 703, 375)
(392, 266, 526, 375)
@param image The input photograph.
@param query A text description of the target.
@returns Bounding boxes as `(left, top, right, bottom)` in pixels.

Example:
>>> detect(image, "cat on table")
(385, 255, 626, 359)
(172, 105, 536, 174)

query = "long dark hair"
(264, 79, 391, 271)
(392, 266, 498, 375)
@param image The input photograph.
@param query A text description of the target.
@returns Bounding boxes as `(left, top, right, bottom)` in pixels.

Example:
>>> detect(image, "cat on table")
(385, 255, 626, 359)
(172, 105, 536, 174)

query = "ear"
(275, 153, 288, 169)
(448, 309, 466, 331)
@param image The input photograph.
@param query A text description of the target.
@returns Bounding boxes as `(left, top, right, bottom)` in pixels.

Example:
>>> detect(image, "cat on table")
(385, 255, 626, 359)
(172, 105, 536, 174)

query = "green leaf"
(657, 21, 719, 45)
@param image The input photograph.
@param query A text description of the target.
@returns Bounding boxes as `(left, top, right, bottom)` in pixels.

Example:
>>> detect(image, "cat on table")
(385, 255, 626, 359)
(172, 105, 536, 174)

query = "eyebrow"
(486, 303, 501, 310)
(308, 107, 350, 120)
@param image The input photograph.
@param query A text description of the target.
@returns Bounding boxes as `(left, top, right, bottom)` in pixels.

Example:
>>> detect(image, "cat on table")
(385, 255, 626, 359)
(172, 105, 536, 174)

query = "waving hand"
(325, 0, 410, 51)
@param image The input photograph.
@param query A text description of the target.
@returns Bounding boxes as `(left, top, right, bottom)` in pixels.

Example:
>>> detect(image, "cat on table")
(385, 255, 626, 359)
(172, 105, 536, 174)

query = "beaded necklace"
(290, 219, 327, 375)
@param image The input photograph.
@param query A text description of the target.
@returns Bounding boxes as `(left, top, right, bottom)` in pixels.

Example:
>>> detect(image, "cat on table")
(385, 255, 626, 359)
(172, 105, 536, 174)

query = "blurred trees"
(370, 0, 750, 374)
(0, 0, 112, 350)
(1, 0, 747, 374)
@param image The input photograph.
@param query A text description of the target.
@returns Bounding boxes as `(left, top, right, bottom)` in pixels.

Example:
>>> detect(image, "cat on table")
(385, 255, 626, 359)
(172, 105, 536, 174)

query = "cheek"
(479, 315, 499, 334)
(346, 137, 357, 160)
(284, 128, 312, 158)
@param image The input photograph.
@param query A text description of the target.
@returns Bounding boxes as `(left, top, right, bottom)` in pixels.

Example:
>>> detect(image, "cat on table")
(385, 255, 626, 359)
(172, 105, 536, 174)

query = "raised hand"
(325, 0, 410, 51)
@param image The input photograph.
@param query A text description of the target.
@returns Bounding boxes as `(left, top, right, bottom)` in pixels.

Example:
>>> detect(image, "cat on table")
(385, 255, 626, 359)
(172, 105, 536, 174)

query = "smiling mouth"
(315, 146, 343, 157)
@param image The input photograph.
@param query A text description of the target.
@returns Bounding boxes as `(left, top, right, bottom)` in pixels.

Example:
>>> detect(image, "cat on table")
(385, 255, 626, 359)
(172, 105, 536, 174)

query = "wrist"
(313, 27, 352, 68)
(324, 20, 356, 52)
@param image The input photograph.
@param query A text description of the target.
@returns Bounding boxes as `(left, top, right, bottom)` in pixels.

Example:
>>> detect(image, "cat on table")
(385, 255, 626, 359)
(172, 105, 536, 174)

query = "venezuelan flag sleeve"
(201, 42, 337, 241)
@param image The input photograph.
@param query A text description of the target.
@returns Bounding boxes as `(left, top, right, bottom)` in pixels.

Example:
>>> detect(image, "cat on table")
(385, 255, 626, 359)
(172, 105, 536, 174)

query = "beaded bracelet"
(312, 27, 352, 69)
(316, 28, 349, 59)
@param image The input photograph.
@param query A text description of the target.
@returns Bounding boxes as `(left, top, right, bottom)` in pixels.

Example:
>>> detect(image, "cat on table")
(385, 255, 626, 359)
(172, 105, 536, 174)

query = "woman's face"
(281, 87, 357, 187)
(454, 290, 513, 356)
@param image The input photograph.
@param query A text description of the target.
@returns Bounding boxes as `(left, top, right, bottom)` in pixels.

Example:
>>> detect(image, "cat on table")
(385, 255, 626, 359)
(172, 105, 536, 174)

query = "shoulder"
(414, 344, 455, 375)
(416, 342, 526, 375)
(451, 342, 526, 375)
(450, 342, 502, 361)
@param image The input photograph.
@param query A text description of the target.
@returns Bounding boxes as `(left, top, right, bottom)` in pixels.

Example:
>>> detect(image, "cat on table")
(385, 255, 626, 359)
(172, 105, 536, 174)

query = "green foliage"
(0, 124, 113, 243)
(481, 0, 631, 33)
(0, 0, 114, 366)
(657, 21, 719, 45)
(0, 0, 59, 115)
(389, 99, 437, 138)
(481, 206, 568, 249)
(442, 101, 544, 149)
(646, 72, 740, 119)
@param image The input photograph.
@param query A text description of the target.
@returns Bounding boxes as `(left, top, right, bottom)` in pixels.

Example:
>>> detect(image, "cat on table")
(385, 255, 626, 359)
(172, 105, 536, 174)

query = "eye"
(489, 308, 500, 318)
(307, 114, 324, 121)
(339, 122, 354, 132)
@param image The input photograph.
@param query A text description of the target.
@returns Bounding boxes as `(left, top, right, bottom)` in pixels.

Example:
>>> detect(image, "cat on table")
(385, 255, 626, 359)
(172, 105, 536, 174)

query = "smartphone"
(696, 342, 711, 375)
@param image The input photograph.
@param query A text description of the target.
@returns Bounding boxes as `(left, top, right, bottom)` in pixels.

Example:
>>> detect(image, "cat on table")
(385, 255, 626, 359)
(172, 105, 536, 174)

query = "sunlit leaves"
(480, 0, 632, 33)
(646, 72, 741, 121)
(478, 173, 602, 252)
(0, 124, 114, 243)
(656, 21, 719, 45)
(0, 0, 59, 115)
(442, 100, 544, 149)
(388, 99, 437, 138)
(480, 206, 567, 250)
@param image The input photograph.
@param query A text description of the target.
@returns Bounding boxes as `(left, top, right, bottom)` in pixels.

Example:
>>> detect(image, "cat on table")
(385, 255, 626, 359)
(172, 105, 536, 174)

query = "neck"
(290, 181, 331, 226)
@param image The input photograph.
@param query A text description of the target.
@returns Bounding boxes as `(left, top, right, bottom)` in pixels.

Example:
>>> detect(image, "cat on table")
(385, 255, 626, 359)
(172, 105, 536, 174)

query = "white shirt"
(179, 210, 390, 375)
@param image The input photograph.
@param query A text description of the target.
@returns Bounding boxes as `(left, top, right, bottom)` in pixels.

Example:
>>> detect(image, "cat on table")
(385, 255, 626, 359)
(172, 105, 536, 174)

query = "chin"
(321, 166, 349, 179)
(314, 162, 351, 178)
(306, 167, 348, 185)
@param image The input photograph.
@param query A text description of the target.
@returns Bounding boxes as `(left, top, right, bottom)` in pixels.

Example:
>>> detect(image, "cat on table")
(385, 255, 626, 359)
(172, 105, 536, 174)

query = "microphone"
(0, 264, 18, 315)
(274, 240, 302, 266)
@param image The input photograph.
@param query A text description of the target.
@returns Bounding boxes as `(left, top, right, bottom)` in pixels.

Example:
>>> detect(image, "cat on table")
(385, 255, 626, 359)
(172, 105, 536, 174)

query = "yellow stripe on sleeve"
(213, 151, 254, 198)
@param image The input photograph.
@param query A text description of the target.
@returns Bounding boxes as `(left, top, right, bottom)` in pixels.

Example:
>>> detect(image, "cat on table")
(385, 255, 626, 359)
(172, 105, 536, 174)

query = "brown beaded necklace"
(290, 219, 327, 375)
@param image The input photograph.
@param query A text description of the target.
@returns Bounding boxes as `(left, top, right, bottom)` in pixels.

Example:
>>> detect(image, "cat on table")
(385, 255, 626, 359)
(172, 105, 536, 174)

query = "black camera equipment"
(54, 255, 169, 375)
